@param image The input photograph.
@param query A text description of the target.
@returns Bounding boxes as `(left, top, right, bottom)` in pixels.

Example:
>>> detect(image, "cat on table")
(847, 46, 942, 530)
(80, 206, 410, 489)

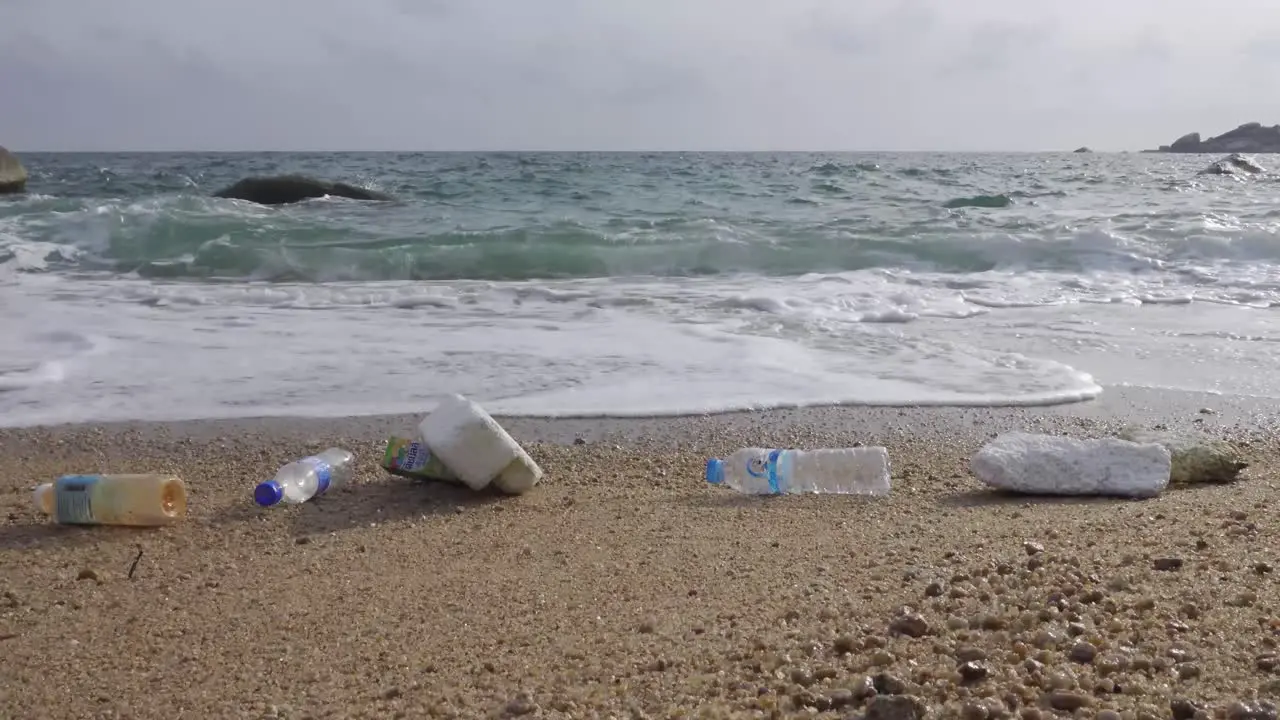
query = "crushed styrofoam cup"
(970, 432, 1171, 498)
(418, 394, 543, 494)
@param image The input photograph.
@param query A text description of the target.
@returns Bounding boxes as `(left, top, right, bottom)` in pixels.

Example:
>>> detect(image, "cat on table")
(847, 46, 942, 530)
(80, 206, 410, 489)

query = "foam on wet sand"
(2, 388, 1279, 718)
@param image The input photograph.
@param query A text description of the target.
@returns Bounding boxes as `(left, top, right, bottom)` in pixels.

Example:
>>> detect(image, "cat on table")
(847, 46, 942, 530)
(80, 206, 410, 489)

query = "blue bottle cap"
(253, 481, 284, 507)
(705, 458, 725, 485)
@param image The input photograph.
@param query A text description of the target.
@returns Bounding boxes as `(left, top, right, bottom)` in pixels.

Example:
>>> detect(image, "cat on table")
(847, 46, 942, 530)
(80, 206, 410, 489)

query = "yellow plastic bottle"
(32, 474, 187, 526)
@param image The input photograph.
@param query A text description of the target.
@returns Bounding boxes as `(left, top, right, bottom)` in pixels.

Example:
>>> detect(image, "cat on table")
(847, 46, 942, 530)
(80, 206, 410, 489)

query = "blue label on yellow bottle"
(53, 474, 100, 525)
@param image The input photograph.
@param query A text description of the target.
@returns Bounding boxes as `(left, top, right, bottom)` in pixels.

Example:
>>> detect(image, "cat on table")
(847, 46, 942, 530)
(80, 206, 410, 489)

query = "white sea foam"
(4, 264, 1280, 427)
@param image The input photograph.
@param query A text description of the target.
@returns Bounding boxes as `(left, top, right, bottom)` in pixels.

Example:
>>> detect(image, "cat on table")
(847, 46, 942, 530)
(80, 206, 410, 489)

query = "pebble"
(1045, 691, 1091, 711)
(865, 695, 927, 720)
(1171, 699, 1202, 720)
(1153, 557, 1185, 571)
(1225, 701, 1278, 720)
(1068, 642, 1098, 664)
(889, 613, 931, 638)
(958, 661, 989, 685)
(872, 672, 907, 695)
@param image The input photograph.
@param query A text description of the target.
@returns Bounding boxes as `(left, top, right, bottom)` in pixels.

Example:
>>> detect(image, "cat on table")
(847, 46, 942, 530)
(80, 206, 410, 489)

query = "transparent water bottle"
(33, 474, 188, 526)
(254, 448, 355, 507)
(704, 447, 891, 496)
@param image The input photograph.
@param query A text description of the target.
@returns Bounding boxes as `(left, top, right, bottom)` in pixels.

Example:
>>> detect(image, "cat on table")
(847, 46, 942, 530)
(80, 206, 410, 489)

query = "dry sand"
(2, 388, 1279, 719)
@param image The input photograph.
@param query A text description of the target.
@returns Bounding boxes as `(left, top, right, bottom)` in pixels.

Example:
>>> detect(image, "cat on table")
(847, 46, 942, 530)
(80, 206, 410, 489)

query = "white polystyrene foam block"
(970, 432, 1172, 498)
(418, 394, 543, 494)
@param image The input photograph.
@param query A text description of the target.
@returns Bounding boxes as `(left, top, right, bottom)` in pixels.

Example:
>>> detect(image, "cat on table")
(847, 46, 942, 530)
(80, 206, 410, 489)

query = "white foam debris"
(970, 432, 1172, 498)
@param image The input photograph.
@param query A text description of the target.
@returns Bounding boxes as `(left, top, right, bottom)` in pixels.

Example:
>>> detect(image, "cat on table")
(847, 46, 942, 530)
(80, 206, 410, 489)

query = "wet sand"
(2, 388, 1279, 719)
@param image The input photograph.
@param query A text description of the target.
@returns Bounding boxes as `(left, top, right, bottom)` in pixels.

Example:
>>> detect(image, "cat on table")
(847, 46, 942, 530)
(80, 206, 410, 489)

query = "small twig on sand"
(0, 633, 17, 642)
(127, 549, 144, 580)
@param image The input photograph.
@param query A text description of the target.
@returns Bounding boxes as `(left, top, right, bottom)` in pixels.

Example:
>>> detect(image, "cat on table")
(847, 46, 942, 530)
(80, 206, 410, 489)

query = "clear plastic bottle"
(32, 474, 188, 526)
(253, 448, 355, 507)
(705, 447, 891, 496)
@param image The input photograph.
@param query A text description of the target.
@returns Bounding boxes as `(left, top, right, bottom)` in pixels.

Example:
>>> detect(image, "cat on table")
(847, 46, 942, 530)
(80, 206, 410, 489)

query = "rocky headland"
(0, 146, 27, 194)
(1148, 122, 1280, 153)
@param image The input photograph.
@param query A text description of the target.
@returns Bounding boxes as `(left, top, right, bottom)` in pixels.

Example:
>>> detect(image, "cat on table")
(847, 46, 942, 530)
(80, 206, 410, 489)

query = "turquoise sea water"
(3, 151, 1280, 426)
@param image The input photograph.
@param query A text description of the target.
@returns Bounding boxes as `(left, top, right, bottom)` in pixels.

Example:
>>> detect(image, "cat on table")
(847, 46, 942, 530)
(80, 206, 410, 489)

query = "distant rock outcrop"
(1150, 122, 1280, 153)
(1198, 153, 1266, 176)
(0, 146, 27, 194)
(1072, 147, 1092, 153)
(213, 175, 393, 205)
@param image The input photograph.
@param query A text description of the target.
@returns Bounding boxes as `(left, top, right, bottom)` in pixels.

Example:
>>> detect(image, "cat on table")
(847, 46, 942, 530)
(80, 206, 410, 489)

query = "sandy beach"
(3, 388, 1279, 719)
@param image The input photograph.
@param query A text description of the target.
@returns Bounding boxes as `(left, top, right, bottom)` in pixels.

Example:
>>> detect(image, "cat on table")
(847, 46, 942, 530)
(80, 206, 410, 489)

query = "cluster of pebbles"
(684, 527, 1278, 719)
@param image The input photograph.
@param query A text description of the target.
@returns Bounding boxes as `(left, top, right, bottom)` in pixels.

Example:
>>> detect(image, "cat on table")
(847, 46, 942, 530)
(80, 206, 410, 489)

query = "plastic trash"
(705, 447, 891, 496)
(418, 394, 542, 494)
(1115, 426, 1248, 485)
(33, 474, 187, 526)
(381, 436, 460, 484)
(254, 447, 355, 507)
(970, 433, 1171, 498)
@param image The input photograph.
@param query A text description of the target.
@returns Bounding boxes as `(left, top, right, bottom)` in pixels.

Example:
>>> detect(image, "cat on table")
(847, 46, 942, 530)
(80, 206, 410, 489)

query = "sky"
(3, 0, 1280, 151)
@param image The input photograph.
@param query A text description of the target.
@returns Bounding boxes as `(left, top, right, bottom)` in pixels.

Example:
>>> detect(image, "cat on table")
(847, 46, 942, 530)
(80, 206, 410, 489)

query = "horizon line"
(7, 147, 1145, 154)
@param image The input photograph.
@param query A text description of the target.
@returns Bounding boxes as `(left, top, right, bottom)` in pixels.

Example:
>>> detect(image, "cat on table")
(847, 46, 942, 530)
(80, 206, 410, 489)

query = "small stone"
(76, 569, 98, 582)
(504, 694, 539, 716)
(1031, 630, 1061, 649)
(1176, 663, 1201, 680)
(872, 672, 908, 696)
(956, 646, 988, 662)
(958, 661, 990, 684)
(1170, 699, 1202, 720)
(889, 613, 931, 638)
(826, 688, 855, 709)
(1024, 541, 1045, 556)
(1195, 538, 1210, 550)
(1045, 691, 1091, 712)
(960, 701, 990, 720)
(1153, 557, 1184, 571)
(870, 650, 895, 666)
(851, 675, 877, 700)
(1069, 642, 1098, 664)
(865, 695, 927, 720)
(834, 634, 858, 655)
(1225, 700, 1277, 720)
(1257, 654, 1279, 672)
(1230, 591, 1258, 607)
(790, 667, 815, 687)
(1256, 562, 1274, 575)
(924, 581, 944, 598)
(294, 536, 311, 545)
(637, 617, 657, 634)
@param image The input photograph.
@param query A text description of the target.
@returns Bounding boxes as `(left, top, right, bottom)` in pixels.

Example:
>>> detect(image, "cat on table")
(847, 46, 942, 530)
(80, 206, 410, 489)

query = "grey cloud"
(5, 1, 1280, 151)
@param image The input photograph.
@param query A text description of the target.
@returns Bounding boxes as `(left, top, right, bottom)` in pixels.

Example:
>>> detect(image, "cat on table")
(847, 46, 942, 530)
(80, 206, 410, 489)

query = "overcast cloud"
(3, 0, 1280, 151)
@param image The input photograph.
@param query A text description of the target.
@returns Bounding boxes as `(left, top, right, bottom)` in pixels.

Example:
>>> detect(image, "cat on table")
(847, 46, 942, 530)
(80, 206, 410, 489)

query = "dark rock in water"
(1199, 153, 1266, 176)
(0, 146, 27, 194)
(1150, 122, 1280, 153)
(1072, 146, 1092, 153)
(213, 175, 393, 205)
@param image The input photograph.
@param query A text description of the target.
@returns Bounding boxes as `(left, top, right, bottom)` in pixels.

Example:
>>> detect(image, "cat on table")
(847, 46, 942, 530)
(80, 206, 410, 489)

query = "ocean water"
(4, 151, 1280, 428)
